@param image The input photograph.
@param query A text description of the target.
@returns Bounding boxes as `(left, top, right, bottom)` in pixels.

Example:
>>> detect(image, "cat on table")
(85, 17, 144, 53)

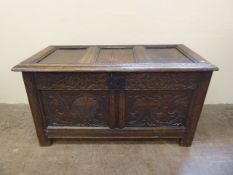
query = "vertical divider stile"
(119, 91, 125, 129)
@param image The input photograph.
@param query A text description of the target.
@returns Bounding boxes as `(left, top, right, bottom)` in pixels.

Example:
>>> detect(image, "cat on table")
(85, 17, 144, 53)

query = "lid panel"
(39, 48, 87, 64)
(38, 46, 192, 65)
(96, 48, 134, 64)
(145, 48, 192, 63)
(12, 45, 219, 72)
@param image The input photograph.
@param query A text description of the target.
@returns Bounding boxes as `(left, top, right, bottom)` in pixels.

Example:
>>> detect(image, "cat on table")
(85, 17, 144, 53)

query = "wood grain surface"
(12, 45, 218, 72)
(12, 45, 218, 146)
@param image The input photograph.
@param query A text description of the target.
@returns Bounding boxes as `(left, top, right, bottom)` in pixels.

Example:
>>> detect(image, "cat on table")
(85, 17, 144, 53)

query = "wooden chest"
(12, 45, 218, 146)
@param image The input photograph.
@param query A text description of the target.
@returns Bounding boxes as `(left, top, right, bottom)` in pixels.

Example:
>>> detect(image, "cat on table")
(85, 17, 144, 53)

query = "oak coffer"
(12, 45, 218, 146)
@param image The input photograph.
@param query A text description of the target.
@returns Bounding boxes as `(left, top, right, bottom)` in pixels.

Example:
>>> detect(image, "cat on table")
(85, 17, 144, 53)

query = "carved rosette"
(125, 92, 192, 127)
(42, 91, 109, 126)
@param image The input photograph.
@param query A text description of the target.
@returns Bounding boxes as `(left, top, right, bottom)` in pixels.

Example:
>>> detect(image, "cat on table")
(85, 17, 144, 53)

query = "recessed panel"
(42, 91, 110, 127)
(96, 48, 134, 64)
(13, 45, 218, 72)
(144, 48, 192, 63)
(39, 48, 87, 64)
(38, 46, 193, 65)
(125, 91, 192, 127)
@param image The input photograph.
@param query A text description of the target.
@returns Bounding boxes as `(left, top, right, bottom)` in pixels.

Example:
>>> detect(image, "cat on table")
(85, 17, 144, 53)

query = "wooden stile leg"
(22, 72, 52, 146)
(179, 138, 192, 147)
(179, 72, 212, 147)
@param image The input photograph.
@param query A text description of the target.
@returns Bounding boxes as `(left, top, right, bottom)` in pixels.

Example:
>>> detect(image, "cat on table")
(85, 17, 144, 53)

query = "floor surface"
(0, 104, 232, 175)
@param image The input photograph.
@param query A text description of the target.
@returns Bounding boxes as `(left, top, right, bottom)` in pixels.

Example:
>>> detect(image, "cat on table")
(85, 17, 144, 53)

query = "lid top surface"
(12, 45, 218, 72)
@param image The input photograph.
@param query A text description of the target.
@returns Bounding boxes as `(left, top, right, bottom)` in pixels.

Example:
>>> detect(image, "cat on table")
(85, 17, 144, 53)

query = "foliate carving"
(35, 73, 109, 90)
(127, 73, 200, 90)
(36, 72, 200, 90)
(127, 78, 198, 90)
(125, 92, 192, 127)
(42, 91, 109, 126)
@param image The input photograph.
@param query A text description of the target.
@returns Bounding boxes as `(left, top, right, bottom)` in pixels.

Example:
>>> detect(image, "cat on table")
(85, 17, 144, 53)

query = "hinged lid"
(12, 45, 218, 72)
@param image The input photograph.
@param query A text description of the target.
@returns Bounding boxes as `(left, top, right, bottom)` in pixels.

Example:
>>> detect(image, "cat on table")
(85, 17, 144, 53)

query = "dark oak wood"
(47, 127, 185, 138)
(12, 45, 218, 72)
(12, 45, 218, 146)
(179, 72, 213, 146)
(22, 73, 52, 146)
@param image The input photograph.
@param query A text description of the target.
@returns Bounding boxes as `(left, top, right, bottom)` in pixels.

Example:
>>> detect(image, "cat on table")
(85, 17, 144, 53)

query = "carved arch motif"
(42, 91, 109, 126)
(125, 92, 192, 127)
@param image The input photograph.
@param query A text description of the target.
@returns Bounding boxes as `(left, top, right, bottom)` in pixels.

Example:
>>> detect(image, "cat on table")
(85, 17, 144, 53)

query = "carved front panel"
(35, 73, 110, 90)
(41, 91, 110, 127)
(125, 91, 192, 127)
(126, 73, 200, 90)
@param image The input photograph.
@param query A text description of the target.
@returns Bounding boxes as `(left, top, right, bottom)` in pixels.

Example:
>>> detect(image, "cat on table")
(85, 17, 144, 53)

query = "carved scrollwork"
(125, 92, 192, 127)
(42, 91, 109, 126)
(35, 73, 109, 90)
(127, 78, 198, 90)
(126, 73, 200, 90)
(36, 72, 200, 90)
(127, 73, 200, 90)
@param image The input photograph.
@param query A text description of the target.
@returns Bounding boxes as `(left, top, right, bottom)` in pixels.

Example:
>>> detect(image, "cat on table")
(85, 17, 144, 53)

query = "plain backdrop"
(0, 0, 232, 104)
